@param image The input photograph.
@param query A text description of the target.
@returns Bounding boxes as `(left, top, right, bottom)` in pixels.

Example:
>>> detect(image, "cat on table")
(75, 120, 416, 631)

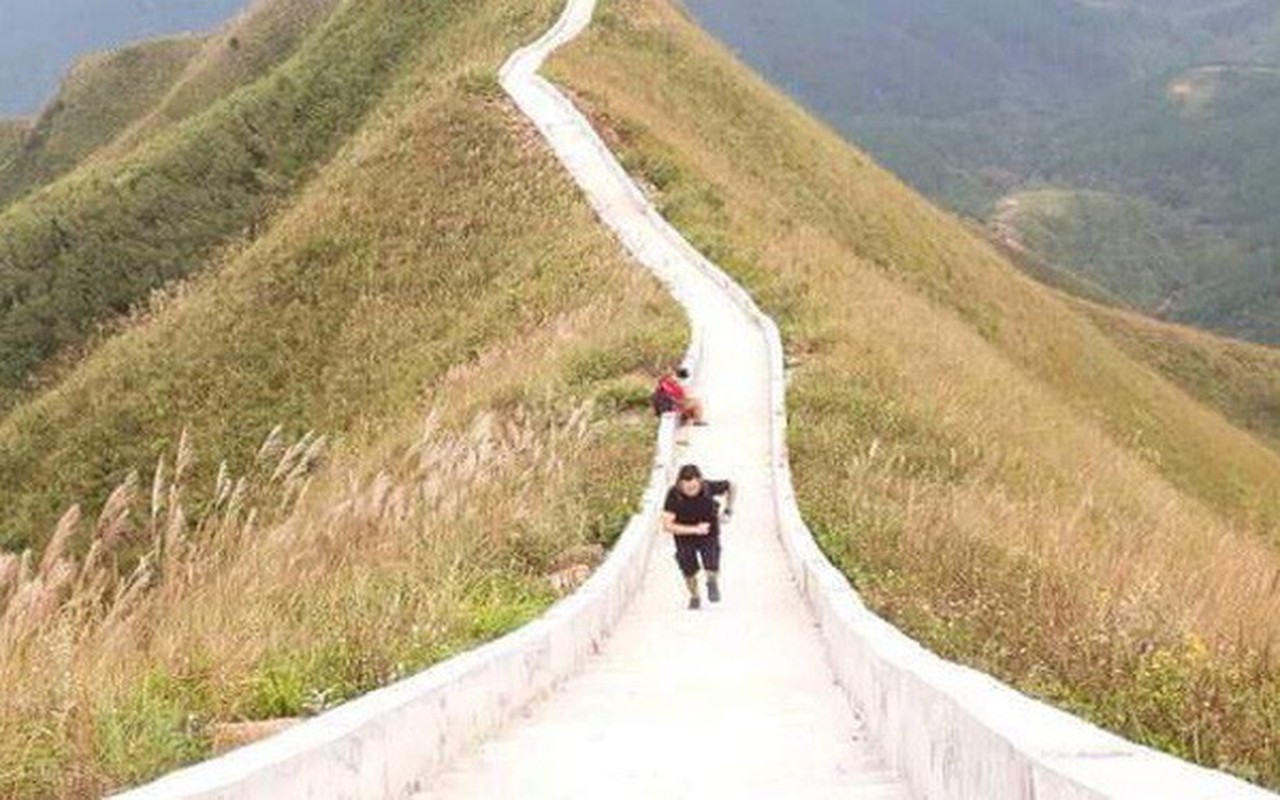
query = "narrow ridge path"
(416, 1, 911, 797)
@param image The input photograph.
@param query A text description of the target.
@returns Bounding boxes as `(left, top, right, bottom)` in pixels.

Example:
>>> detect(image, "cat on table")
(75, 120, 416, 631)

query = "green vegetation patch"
(92, 673, 212, 787)
(0, 0, 454, 411)
(994, 188, 1243, 311)
(111, 0, 345, 150)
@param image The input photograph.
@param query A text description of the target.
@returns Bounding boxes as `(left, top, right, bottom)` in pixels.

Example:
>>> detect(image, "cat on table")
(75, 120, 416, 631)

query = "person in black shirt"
(662, 463, 735, 609)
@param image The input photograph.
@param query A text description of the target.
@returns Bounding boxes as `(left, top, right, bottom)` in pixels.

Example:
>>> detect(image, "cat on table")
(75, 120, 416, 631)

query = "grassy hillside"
(104, 0, 344, 155)
(551, 0, 1280, 785)
(4, 0, 1278, 793)
(0, 0, 449, 415)
(0, 0, 342, 210)
(0, 0, 684, 794)
(0, 0, 244, 116)
(0, 119, 26, 163)
(1074, 299, 1280, 449)
(0, 38, 202, 206)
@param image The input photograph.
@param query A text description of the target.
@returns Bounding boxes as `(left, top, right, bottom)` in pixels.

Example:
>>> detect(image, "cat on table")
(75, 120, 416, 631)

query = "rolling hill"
(1044, 62, 1280, 341)
(0, 0, 344, 209)
(0, 37, 203, 206)
(0, 0, 447, 419)
(0, 0, 245, 116)
(1, 0, 1279, 794)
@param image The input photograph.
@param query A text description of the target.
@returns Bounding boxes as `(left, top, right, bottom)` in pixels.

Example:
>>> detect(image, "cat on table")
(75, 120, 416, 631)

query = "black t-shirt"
(663, 480, 730, 538)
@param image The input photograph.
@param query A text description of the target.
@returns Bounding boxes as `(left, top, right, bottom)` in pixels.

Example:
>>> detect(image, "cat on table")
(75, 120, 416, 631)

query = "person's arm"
(662, 511, 710, 535)
(707, 480, 735, 516)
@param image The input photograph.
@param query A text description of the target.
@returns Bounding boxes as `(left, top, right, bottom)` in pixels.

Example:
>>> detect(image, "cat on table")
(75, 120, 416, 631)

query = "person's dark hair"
(677, 464, 702, 481)
(676, 367, 690, 380)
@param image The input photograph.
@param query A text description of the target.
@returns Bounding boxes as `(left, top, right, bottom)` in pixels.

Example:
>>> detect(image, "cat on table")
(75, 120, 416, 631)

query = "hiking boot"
(707, 580, 721, 603)
(687, 595, 701, 610)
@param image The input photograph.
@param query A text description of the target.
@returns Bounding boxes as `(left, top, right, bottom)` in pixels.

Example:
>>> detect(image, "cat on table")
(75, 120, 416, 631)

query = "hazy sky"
(0, 0, 246, 116)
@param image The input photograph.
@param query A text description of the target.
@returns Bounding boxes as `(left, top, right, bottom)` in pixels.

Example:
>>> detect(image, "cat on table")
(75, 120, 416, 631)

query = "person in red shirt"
(662, 463, 735, 609)
(653, 367, 705, 425)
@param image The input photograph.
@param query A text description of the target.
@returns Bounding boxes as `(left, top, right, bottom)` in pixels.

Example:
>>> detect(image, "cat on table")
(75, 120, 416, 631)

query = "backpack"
(651, 386, 677, 416)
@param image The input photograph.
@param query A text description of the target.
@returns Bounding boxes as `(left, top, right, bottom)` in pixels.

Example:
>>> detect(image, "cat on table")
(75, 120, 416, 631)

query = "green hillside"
(0, 0, 449, 415)
(0, 119, 26, 165)
(0, 0, 245, 116)
(1074, 298, 1280, 449)
(0, 0, 343, 211)
(552, 0, 1280, 784)
(0, 37, 202, 206)
(1044, 63, 1280, 341)
(0, 0, 682, 794)
(103, 0, 344, 155)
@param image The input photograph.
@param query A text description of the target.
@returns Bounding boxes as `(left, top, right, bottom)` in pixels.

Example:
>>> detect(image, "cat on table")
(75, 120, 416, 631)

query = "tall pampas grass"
(0, 396, 649, 797)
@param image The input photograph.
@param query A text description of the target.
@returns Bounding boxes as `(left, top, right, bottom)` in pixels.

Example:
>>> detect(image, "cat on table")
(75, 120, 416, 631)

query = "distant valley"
(682, 0, 1280, 343)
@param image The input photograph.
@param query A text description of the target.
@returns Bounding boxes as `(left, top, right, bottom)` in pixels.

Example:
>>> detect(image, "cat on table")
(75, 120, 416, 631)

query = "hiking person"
(662, 463, 735, 609)
(651, 367, 705, 425)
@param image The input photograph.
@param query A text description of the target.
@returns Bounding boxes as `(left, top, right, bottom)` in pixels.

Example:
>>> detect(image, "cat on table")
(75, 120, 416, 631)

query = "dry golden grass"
(0, 394, 659, 795)
(552, 0, 1280, 783)
(1072, 297, 1280, 447)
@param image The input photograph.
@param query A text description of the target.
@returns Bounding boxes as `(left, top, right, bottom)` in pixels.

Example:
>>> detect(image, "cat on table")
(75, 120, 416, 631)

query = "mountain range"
(683, 0, 1280, 342)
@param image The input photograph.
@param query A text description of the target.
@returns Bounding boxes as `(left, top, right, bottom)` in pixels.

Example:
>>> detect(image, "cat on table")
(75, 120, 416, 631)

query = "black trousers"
(674, 534, 720, 577)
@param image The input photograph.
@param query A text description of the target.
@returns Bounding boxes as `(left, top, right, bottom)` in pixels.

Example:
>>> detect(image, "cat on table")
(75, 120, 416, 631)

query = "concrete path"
(415, 1, 911, 797)
(421, 318, 907, 798)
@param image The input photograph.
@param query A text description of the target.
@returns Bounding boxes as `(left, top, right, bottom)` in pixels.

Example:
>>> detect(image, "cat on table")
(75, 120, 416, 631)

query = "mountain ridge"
(0, 0, 246, 116)
(0, 1, 687, 793)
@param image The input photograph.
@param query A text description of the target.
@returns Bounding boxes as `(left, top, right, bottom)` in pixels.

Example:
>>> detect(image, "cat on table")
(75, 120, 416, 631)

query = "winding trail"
(416, 1, 910, 797)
